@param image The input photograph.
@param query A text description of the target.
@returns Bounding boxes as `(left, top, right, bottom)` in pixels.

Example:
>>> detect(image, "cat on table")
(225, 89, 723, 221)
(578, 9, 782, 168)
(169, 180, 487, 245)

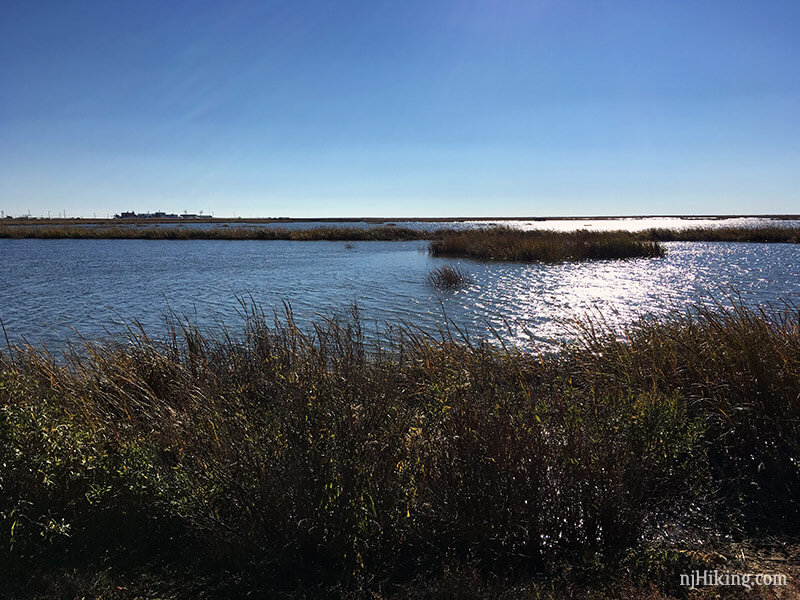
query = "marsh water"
(1, 218, 799, 353)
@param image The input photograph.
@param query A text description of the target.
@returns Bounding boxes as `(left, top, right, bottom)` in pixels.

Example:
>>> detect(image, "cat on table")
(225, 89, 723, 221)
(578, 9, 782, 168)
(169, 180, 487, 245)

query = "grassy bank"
(640, 226, 800, 243)
(430, 227, 666, 261)
(429, 225, 800, 262)
(0, 224, 428, 241)
(1, 300, 798, 598)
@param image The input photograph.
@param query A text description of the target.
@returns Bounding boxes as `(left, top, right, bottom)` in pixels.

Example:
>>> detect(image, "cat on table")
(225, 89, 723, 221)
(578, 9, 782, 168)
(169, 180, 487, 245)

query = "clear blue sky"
(1, 0, 799, 218)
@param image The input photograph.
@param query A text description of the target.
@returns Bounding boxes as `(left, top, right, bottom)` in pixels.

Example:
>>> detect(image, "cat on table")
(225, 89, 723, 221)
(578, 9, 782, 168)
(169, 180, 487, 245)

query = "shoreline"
(1, 223, 798, 249)
(2, 213, 800, 226)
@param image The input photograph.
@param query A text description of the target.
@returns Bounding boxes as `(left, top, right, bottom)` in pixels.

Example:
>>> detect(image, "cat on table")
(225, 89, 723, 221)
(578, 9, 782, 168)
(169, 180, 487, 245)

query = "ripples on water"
(1, 235, 799, 353)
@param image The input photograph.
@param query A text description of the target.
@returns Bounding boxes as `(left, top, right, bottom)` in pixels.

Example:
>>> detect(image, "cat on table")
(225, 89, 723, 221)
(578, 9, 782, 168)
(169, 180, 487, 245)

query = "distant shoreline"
(1, 224, 798, 253)
(2, 214, 800, 226)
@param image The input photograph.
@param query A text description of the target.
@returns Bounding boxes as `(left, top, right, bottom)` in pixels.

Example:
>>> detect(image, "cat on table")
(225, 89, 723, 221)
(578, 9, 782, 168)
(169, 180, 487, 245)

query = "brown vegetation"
(1, 300, 798, 597)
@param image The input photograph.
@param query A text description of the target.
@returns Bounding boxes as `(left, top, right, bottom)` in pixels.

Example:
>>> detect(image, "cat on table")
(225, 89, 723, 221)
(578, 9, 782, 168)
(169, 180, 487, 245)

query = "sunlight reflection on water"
(0, 238, 798, 354)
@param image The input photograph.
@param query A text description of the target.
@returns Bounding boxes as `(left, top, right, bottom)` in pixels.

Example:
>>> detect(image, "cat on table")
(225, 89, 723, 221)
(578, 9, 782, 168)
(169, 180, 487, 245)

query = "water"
(10, 216, 800, 232)
(1, 232, 799, 354)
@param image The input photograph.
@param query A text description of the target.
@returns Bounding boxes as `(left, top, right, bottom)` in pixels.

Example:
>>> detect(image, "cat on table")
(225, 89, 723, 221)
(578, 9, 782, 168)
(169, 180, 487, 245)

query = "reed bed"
(640, 225, 800, 243)
(0, 224, 428, 241)
(426, 264, 472, 288)
(1, 300, 798, 597)
(429, 227, 665, 261)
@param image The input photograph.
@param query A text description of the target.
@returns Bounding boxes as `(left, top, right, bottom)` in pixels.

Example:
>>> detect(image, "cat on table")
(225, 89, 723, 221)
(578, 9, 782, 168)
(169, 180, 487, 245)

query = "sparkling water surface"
(1, 218, 799, 353)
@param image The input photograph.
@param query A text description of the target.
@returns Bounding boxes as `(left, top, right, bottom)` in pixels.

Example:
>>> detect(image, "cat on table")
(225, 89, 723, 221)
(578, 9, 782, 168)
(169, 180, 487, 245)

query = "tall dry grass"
(640, 226, 800, 243)
(2, 223, 799, 246)
(1, 299, 798, 595)
(426, 264, 472, 288)
(429, 227, 665, 261)
(0, 225, 427, 241)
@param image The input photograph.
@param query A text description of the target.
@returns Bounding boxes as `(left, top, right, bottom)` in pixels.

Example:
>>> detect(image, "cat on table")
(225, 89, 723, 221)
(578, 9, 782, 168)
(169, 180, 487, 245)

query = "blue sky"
(1, 1, 799, 218)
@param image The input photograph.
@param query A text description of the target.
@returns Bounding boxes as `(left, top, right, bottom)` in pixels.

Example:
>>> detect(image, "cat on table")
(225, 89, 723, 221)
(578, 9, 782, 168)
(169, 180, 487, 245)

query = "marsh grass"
(429, 227, 666, 261)
(1, 300, 799, 596)
(426, 264, 472, 288)
(640, 226, 800, 243)
(5, 223, 800, 246)
(0, 224, 428, 241)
